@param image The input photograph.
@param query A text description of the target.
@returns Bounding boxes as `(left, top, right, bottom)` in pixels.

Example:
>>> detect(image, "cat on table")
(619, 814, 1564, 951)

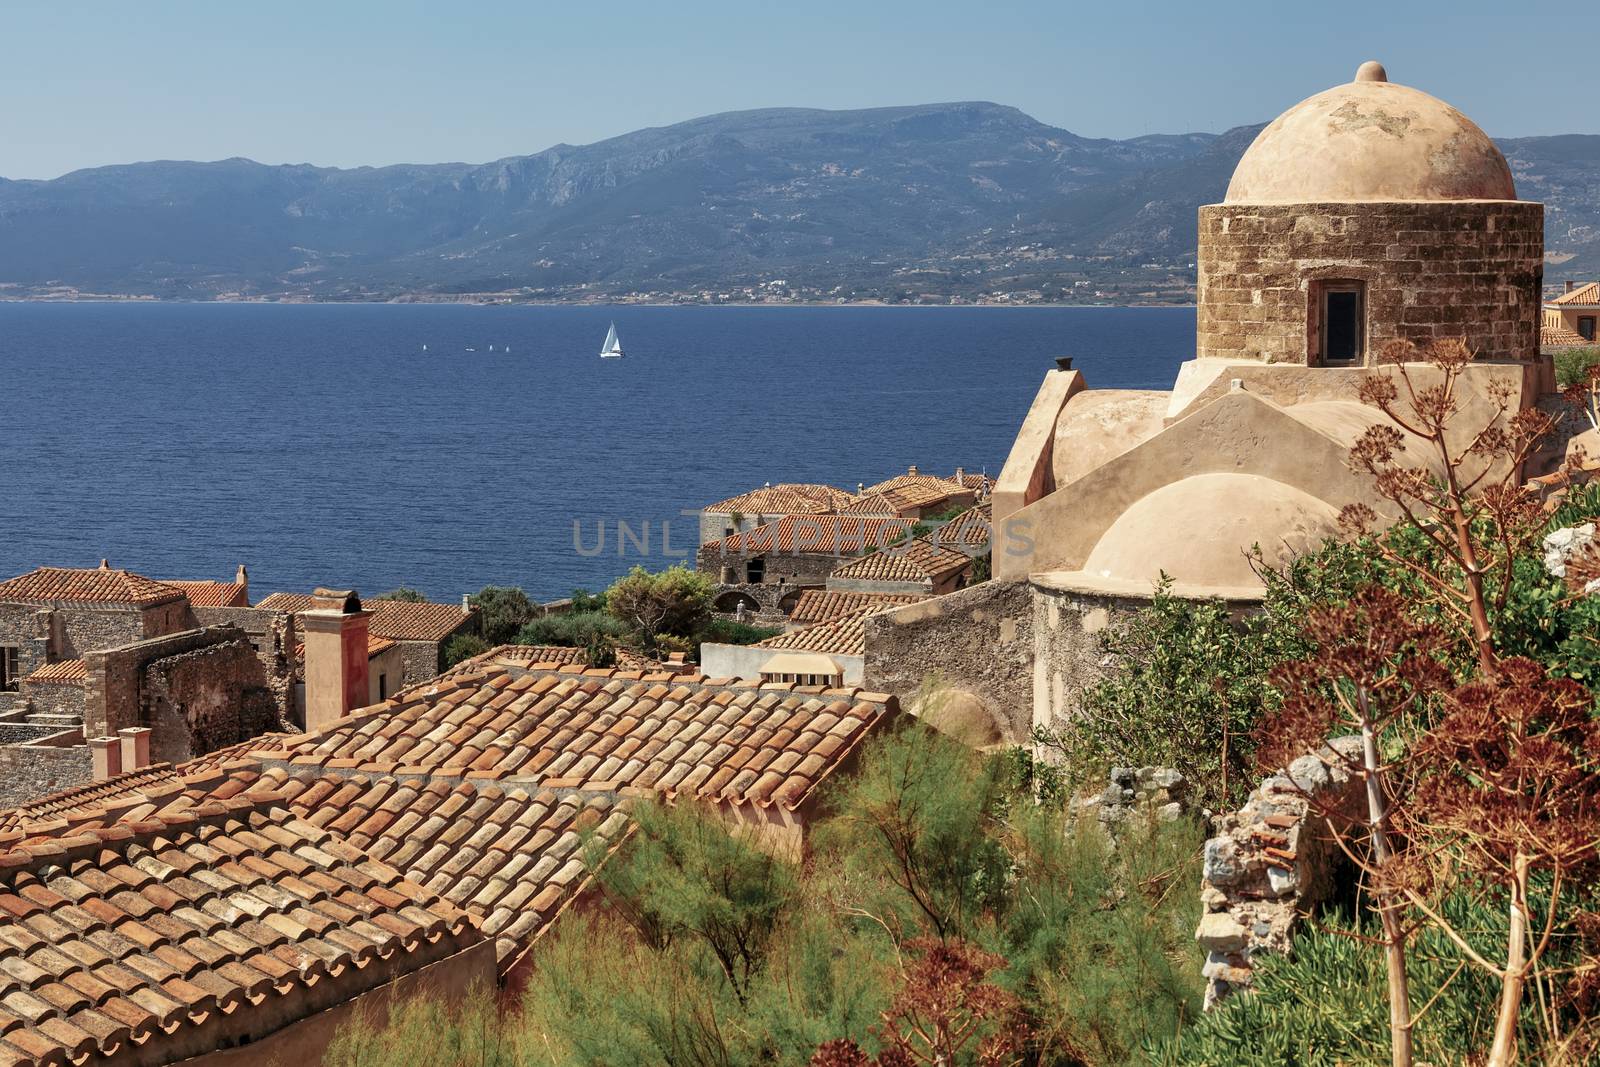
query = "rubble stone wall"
(862, 579, 1034, 743)
(1196, 737, 1366, 1008)
(0, 735, 91, 809)
(143, 635, 284, 764)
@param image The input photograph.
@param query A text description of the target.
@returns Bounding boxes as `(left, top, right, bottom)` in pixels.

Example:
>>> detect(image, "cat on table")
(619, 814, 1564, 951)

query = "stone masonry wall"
(1197, 200, 1543, 364)
(0, 736, 92, 810)
(23, 682, 85, 721)
(1196, 737, 1366, 1008)
(190, 605, 297, 713)
(143, 636, 283, 764)
(1029, 581, 1152, 736)
(0, 603, 147, 679)
(862, 579, 1033, 743)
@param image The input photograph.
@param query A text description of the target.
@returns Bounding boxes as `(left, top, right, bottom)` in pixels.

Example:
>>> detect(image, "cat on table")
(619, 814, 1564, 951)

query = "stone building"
(1544, 281, 1599, 347)
(255, 590, 478, 688)
(862, 62, 1557, 747)
(0, 654, 897, 1063)
(828, 537, 973, 595)
(698, 483, 857, 545)
(0, 564, 295, 807)
(698, 514, 913, 621)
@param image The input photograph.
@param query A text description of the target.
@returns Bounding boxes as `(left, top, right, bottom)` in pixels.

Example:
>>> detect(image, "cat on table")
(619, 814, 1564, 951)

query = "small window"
(1317, 281, 1366, 365)
(378, 674, 388, 701)
(746, 557, 766, 583)
(0, 647, 17, 692)
(1580, 317, 1597, 342)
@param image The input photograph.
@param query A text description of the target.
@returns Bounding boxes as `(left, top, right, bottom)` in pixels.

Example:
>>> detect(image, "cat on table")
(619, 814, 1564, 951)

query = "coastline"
(0, 296, 1200, 310)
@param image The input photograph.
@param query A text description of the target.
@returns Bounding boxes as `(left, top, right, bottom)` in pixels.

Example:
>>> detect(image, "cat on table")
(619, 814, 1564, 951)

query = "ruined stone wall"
(0, 734, 92, 809)
(1028, 581, 1153, 735)
(143, 636, 282, 764)
(1197, 200, 1543, 364)
(862, 579, 1033, 743)
(190, 605, 297, 716)
(1196, 737, 1366, 1007)
(393, 640, 444, 690)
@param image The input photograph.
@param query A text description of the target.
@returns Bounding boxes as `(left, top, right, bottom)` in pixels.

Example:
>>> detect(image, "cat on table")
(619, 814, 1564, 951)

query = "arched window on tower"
(1312, 280, 1366, 365)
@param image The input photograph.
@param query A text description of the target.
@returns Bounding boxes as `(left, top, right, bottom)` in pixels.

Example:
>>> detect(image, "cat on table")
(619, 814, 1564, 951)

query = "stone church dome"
(1225, 62, 1516, 204)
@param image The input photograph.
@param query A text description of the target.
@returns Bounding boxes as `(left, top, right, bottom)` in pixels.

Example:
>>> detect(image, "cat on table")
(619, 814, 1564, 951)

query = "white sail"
(600, 322, 624, 358)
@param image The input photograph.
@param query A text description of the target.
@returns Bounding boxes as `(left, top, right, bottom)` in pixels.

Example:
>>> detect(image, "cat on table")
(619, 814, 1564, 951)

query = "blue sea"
(0, 303, 1194, 601)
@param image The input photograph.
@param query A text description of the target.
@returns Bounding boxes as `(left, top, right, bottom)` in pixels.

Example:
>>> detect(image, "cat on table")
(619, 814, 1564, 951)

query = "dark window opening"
(746, 557, 766, 583)
(0, 647, 16, 692)
(1580, 317, 1597, 342)
(1319, 282, 1365, 364)
(378, 674, 388, 701)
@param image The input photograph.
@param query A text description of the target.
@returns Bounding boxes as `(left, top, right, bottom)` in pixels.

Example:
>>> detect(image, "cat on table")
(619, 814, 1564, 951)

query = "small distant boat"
(489, 344, 495, 352)
(422, 344, 428, 351)
(599, 322, 625, 359)
(465, 346, 477, 353)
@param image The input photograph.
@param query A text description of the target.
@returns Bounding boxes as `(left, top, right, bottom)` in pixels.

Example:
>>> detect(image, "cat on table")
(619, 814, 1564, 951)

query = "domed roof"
(1225, 62, 1515, 204)
(1081, 474, 1341, 591)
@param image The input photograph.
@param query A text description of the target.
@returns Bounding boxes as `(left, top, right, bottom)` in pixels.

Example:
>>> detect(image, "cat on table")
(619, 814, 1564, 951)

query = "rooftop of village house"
(828, 537, 974, 585)
(0, 565, 189, 608)
(699, 514, 914, 557)
(255, 591, 477, 642)
(786, 589, 927, 626)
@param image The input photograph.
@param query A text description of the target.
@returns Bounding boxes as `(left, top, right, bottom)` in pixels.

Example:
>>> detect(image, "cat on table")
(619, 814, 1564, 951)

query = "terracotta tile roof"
(1543, 322, 1590, 348)
(703, 484, 855, 516)
(840, 483, 951, 514)
(829, 538, 973, 585)
(246, 769, 625, 964)
(699, 515, 913, 558)
(860, 470, 968, 499)
(754, 609, 871, 657)
(291, 633, 399, 666)
(0, 766, 188, 834)
(0, 792, 478, 1065)
(23, 661, 86, 687)
(261, 665, 894, 811)
(1551, 282, 1600, 306)
(952, 471, 991, 493)
(160, 580, 250, 608)
(788, 590, 926, 626)
(935, 503, 994, 548)
(0, 568, 183, 608)
(257, 594, 476, 643)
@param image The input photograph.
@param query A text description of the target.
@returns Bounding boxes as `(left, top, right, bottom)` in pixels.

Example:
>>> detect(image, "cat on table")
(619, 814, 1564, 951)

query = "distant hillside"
(0, 103, 1595, 303)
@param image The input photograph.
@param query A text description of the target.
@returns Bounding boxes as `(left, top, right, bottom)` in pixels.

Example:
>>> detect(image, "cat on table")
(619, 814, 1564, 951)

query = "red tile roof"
(0, 568, 184, 608)
(788, 589, 926, 626)
(0, 793, 477, 1065)
(23, 660, 86, 687)
(703, 484, 855, 516)
(860, 470, 969, 499)
(829, 538, 973, 585)
(257, 593, 476, 643)
(935, 503, 994, 548)
(699, 515, 913, 558)
(1551, 282, 1600, 307)
(161, 580, 250, 608)
(1543, 322, 1590, 348)
(754, 609, 871, 657)
(256, 665, 893, 812)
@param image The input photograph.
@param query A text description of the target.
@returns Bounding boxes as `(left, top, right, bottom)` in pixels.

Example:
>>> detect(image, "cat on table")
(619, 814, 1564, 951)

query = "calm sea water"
(0, 303, 1194, 601)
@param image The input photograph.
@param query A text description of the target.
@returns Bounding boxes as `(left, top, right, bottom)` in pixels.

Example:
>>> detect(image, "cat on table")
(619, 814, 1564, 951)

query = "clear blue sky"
(1, 0, 1593, 180)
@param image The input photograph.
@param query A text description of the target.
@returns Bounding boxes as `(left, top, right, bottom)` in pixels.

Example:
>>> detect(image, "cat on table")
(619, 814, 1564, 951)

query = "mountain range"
(1, 102, 1596, 303)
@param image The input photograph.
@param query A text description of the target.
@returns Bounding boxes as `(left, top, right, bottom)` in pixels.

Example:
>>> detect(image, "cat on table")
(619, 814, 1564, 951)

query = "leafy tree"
(469, 585, 537, 645)
(372, 587, 428, 603)
(441, 633, 490, 668)
(570, 587, 607, 614)
(1554, 345, 1600, 388)
(514, 611, 627, 649)
(605, 565, 714, 653)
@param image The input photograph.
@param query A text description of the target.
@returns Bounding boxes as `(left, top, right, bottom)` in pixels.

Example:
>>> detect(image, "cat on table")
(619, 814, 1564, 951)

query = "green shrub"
(514, 610, 627, 648)
(440, 633, 490, 668)
(469, 585, 537, 645)
(371, 586, 427, 603)
(1554, 345, 1600, 387)
(698, 617, 781, 646)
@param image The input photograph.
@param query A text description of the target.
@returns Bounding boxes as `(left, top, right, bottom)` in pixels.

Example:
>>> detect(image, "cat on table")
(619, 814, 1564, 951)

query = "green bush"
(604, 565, 715, 651)
(371, 586, 427, 603)
(469, 585, 537, 645)
(1554, 345, 1600, 387)
(513, 610, 627, 649)
(698, 617, 781, 646)
(440, 633, 490, 668)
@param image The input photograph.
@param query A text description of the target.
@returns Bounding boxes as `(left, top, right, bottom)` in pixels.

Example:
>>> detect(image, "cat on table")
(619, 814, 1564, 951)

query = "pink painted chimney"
(301, 588, 370, 732)
(90, 736, 122, 780)
(117, 726, 151, 771)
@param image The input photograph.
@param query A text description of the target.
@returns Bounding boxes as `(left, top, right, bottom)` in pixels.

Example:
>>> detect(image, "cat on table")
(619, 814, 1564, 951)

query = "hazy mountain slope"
(0, 103, 1592, 300)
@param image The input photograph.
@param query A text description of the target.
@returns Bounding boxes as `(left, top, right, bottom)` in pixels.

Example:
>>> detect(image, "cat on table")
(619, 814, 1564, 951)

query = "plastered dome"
(1225, 61, 1516, 204)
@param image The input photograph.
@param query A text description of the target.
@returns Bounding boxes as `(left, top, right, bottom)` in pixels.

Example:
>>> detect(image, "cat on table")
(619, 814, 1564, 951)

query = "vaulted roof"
(787, 589, 926, 626)
(754, 609, 872, 657)
(829, 538, 973, 585)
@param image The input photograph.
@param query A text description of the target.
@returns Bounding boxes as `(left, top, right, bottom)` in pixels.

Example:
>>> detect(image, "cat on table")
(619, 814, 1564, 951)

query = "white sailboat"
(599, 322, 625, 359)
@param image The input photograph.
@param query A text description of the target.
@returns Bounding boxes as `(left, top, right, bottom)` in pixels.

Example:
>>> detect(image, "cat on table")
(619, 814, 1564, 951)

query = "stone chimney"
(90, 736, 121, 780)
(955, 466, 966, 483)
(1568, 280, 1577, 293)
(301, 588, 370, 732)
(235, 564, 249, 599)
(462, 594, 471, 615)
(857, 482, 865, 495)
(908, 465, 918, 475)
(99, 559, 110, 570)
(118, 726, 151, 771)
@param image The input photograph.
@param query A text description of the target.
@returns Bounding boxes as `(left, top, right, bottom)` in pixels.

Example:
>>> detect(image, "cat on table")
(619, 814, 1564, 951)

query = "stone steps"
(24, 712, 82, 729)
